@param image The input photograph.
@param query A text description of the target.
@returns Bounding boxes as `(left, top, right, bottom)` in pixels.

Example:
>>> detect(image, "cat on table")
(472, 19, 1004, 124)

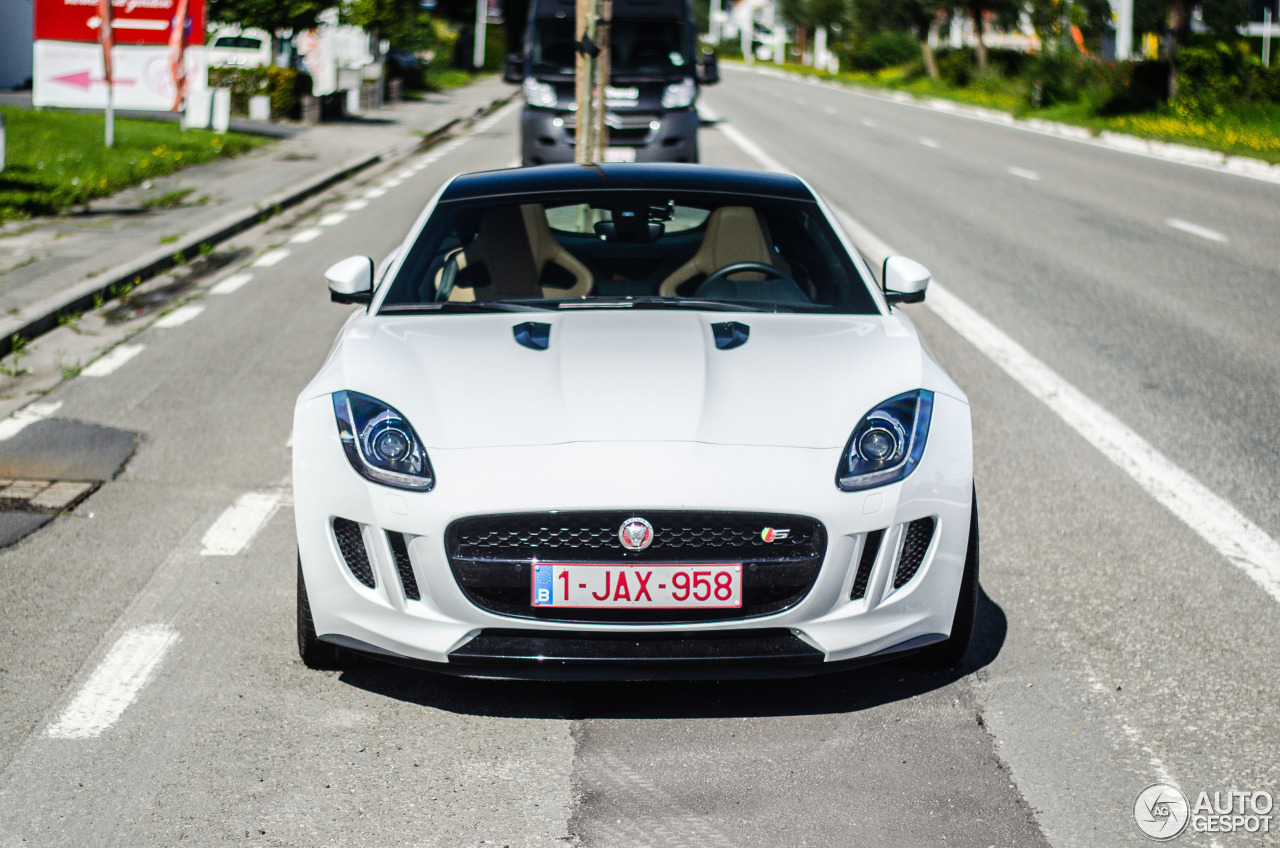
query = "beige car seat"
(448, 204, 593, 302)
(658, 206, 774, 297)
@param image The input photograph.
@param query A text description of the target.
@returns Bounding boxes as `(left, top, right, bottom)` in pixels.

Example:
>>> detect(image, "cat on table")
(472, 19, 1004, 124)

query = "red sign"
(35, 0, 204, 46)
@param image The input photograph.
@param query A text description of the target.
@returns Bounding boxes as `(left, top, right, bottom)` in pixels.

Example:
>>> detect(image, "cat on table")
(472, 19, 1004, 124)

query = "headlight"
(332, 391, 434, 491)
(523, 78, 558, 108)
(661, 78, 696, 108)
(836, 390, 933, 491)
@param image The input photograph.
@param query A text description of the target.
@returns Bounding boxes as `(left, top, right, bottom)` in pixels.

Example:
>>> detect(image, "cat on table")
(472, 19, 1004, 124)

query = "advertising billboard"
(34, 0, 205, 46)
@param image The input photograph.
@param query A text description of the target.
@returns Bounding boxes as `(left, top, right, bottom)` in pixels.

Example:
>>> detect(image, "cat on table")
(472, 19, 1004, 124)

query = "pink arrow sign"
(52, 71, 136, 90)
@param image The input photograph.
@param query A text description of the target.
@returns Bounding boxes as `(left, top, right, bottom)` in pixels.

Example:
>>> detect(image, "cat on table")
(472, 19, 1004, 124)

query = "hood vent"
(711, 321, 750, 350)
(513, 321, 551, 351)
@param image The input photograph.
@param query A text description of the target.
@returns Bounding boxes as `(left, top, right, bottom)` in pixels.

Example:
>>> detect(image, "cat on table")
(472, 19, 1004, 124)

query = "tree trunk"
(969, 4, 988, 72)
(922, 17, 941, 80)
(1165, 0, 1189, 101)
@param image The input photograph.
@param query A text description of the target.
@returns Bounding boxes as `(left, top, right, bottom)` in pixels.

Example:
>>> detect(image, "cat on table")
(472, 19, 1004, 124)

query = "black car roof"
(439, 164, 815, 203)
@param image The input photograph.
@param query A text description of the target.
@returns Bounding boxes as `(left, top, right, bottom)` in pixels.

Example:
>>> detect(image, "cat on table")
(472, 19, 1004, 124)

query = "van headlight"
(523, 78, 558, 108)
(661, 78, 696, 108)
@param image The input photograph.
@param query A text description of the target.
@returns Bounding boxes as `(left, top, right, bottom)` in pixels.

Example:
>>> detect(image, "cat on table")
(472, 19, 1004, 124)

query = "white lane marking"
(861, 118, 877, 127)
(364, 188, 387, 199)
(343, 199, 369, 211)
(919, 137, 939, 148)
(210, 271, 253, 295)
(713, 120, 789, 173)
(926, 284, 1280, 602)
(823, 105, 838, 115)
(715, 112, 1280, 607)
(82, 343, 144, 377)
(253, 248, 290, 267)
(289, 228, 322, 244)
(154, 304, 204, 328)
(380, 179, 402, 189)
(200, 491, 283, 556)
(1166, 218, 1228, 243)
(0, 400, 63, 441)
(45, 626, 180, 739)
(1007, 166, 1040, 181)
(319, 212, 348, 226)
(397, 169, 415, 179)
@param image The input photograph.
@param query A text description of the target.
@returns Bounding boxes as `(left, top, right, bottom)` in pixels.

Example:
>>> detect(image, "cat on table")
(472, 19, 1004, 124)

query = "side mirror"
(882, 256, 930, 305)
(502, 53, 524, 84)
(696, 50, 720, 85)
(326, 255, 374, 305)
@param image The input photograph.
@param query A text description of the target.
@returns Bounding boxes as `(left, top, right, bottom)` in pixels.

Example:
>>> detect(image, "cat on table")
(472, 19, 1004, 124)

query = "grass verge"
(0, 107, 270, 222)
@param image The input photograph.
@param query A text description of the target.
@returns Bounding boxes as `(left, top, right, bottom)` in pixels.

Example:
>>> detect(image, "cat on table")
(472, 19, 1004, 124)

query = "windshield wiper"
(381, 301, 551, 314)
(552, 297, 775, 313)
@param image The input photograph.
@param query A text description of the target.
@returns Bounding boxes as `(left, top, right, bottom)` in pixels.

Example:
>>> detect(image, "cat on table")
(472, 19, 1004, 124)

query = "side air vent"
(893, 517, 936, 589)
(333, 518, 375, 588)
(387, 531, 420, 601)
(711, 321, 750, 350)
(851, 529, 884, 600)
(513, 321, 551, 351)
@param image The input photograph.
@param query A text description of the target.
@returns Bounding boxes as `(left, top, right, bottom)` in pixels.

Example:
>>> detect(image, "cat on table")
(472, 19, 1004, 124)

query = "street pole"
(474, 0, 487, 70)
(710, 0, 721, 44)
(1264, 7, 1273, 69)
(1114, 0, 1133, 60)
(0, 115, 6, 173)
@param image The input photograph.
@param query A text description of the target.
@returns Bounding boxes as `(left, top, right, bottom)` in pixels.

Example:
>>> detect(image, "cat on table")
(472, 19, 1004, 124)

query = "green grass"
(0, 107, 270, 222)
(742, 59, 1280, 164)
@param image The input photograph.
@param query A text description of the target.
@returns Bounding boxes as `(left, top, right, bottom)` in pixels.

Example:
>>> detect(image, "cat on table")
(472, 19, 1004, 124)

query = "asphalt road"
(0, 68, 1277, 848)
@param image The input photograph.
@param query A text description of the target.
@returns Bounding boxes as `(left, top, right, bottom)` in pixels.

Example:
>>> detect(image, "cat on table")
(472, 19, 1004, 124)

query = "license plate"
(603, 147, 636, 162)
(532, 563, 742, 608)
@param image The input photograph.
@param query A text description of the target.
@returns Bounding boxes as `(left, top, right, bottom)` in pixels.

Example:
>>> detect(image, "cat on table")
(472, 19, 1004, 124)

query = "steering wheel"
(699, 261, 798, 291)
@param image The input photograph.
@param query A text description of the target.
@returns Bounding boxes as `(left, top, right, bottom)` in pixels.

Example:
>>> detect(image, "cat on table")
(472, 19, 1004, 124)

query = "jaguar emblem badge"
(618, 517, 654, 551)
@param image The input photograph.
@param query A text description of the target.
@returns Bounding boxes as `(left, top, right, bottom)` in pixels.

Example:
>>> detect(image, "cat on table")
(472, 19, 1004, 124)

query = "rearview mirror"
(882, 256, 930, 305)
(326, 255, 374, 305)
(696, 50, 720, 85)
(503, 53, 524, 84)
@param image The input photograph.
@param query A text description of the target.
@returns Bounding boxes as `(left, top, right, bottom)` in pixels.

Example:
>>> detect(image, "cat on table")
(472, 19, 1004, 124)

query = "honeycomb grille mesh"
(893, 517, 936, 589)
(333, 518, 375, 588)
(387, 532, 420, 601)
(851, 529, 884, 600)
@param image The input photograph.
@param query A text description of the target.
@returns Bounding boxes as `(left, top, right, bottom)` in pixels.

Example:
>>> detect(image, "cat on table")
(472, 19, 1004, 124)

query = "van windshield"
(532, 19, 686, 77)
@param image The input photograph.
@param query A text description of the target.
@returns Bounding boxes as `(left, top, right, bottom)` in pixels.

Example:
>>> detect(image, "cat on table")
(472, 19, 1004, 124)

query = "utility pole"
(574, 0, 599, 163)
(1114, 0, 1133, 60)
(593, 0, 611, 160)
(474, 0, 487, 70)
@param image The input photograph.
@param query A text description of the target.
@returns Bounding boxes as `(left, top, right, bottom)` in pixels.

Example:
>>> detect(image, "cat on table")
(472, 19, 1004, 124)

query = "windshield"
(532, 19, 687, 76)
(380, 191, 880, 314)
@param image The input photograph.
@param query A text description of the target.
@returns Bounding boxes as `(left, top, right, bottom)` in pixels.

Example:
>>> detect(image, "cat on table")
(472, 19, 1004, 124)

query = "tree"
(207, 0, 336, 38)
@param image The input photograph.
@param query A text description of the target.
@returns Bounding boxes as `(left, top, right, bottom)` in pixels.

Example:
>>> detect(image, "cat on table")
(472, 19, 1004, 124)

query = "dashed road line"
(1166, 218, 1227, 243)
(919, 137, 939, 148)
(343, 199, 370, 211)
(1007, 166, 1040, 181)
(380, 178, 403, 189)
(154, 304, 204, 328)
(364, 188, 387, 199)
(82, 344, 144, 377)
(45, 626, 180, 740)
(253, 248, 290, 268)
(319, 212, 348, 226)
(290, 228, 322, 244)
(200, 491, 283, 556)
(397, 169, 415, 179)
(861, 118, 877, 127)
(210, 271, 253, 295)
(0, 400, 63, 441)
(823, 105, 838, 115)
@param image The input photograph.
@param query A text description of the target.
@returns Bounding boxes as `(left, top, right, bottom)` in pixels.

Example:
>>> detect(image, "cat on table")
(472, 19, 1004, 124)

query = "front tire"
(297, 553, 344, 670)
(916, 487, 979, 669)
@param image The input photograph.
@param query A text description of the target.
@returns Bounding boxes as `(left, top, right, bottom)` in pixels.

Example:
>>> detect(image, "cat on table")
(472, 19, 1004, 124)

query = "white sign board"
(33, 40, 207, 111)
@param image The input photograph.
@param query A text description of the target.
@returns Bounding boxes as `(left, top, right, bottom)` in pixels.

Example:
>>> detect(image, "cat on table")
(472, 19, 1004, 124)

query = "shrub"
(1097, 59, 1169, 116)
(851, 31, 919, 71)
(936, 48, 976, 87)
(207, 66, 306, 120)
(1025, 45, 1101, 106)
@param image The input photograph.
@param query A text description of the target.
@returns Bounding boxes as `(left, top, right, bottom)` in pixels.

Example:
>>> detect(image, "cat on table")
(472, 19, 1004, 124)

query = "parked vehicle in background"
(207, 28, 272, 69)
(506, 0, 719, 165)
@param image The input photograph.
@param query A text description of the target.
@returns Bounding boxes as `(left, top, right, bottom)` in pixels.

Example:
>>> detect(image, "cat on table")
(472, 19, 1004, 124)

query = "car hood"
(327, 310, 931, 450)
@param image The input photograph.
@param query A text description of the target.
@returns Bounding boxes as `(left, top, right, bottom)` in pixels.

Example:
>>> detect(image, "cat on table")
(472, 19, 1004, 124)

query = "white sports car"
(292, 164, 977, 678)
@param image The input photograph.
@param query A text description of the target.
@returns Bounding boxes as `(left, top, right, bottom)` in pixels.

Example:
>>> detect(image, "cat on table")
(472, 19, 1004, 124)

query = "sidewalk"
(0, 76, 517, 356)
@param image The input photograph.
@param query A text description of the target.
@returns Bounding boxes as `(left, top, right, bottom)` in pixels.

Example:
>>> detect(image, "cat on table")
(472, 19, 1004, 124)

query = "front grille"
(893, 517, 935, 589)
(851, 529, 884, 600)
(446, 511, 826, 623)
(333, 518, 375, 588)
(387, 532, 419, 601)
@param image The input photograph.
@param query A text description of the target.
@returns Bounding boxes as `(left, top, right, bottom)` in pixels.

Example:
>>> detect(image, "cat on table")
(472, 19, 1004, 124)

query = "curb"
(0, 92, 515, 360)
(732, 63, 1280, 186)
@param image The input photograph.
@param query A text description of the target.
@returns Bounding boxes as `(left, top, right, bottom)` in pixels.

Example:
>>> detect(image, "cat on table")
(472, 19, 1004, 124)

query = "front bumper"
(520, 107, 700, 165)
(292, 392, 973, 677)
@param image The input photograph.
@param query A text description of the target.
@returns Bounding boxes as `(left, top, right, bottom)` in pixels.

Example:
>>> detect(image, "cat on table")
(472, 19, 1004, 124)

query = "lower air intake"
(851, 529, 884, 600)
(333, 518, 375, 588)
(893, 517, 936, 589)
(387, 532, 420, 601)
